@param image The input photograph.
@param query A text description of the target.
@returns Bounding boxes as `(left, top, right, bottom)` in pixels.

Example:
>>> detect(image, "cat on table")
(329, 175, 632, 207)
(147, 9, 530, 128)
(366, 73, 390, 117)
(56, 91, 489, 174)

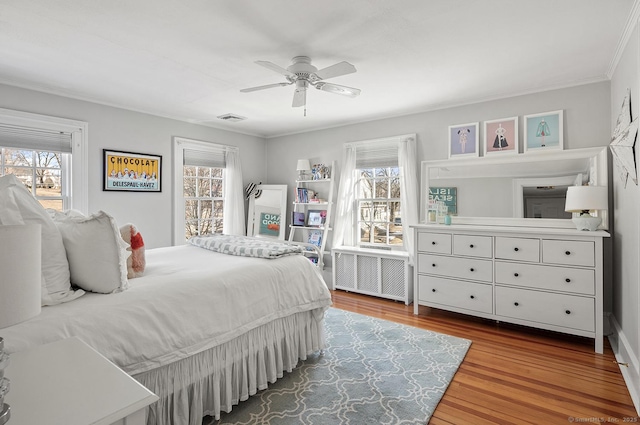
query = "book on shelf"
(308, 229, 323, 247)
(292, 211, 305, 226)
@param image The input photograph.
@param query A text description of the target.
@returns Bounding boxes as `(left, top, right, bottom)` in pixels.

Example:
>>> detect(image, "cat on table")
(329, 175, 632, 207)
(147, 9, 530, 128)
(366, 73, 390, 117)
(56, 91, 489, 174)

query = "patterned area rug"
(207, 308, 471, 425)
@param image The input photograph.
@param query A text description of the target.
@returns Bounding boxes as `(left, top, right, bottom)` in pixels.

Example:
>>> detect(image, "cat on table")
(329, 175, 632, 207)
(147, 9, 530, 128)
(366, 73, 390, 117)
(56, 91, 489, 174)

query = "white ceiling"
(0, 0, 634, 138)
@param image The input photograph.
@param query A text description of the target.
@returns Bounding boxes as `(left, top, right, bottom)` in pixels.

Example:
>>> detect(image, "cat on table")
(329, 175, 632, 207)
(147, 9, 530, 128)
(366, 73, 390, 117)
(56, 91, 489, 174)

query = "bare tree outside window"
(0, 148, 65, 210)
(184, 165, 224, 241)
(356, 167, 402, 247)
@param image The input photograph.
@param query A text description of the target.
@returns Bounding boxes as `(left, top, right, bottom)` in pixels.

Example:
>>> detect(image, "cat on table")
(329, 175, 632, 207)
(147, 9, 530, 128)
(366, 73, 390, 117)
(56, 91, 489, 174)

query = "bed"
(0, 240, 332, 425)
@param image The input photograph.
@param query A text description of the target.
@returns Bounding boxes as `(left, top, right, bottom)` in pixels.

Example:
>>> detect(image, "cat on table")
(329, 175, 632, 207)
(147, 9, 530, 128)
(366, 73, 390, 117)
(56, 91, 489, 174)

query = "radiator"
(332, 247, 413, 305)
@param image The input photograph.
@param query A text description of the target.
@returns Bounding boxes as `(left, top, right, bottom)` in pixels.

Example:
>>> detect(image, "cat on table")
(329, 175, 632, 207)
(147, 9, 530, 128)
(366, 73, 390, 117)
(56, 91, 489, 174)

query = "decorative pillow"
(0, 174, 83, 306)
(119, 223, 146, 278)
(52, 210, 129, 294)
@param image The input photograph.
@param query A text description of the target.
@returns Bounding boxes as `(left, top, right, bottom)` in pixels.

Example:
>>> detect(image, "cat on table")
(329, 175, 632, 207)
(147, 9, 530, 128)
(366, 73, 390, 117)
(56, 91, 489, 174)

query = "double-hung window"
(355, 143, 403, 248)
(0, 109, 88, 212)
(173, 137, 245, 244)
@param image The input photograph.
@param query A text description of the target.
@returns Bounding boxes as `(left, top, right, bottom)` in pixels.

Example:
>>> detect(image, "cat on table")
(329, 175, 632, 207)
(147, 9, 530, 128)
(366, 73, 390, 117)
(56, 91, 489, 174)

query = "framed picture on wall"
(483, 117, 518, 156)
(103, 149, 162, 192)
(523, 110, 564, 153)
(448, 122, 479, 159)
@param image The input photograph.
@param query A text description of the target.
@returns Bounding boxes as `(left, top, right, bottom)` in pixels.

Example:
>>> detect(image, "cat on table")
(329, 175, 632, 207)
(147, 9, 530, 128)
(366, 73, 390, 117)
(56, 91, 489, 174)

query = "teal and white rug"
(213, 308, 471, 425)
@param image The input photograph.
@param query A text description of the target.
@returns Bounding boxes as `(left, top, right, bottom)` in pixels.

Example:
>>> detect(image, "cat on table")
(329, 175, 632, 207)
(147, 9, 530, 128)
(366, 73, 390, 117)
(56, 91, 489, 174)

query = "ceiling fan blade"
(240, 82, 291, 93)
(314, 61, 357, 80)
(292, 87, 307, 108)
(315, 82, 361, 98)
(255, 60, 296, 78)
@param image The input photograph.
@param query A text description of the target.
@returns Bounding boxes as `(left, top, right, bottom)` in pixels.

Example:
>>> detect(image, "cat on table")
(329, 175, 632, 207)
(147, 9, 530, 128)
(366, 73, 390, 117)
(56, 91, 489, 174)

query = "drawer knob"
(565, 278, 571, 283)
(470, 295, 475, 299)
(514, 247, 519, 252)
(432, 263, 436, 267)
(469, 244, 474, 248)
(565, 310, 571, 315)
(514, 302, 519, 307)
(432, 288, 436, 292)
(514, 273, 519, 277)
(565, 251, 571, 255)
(470, 268, 475, 272)
(431, 241, 436, 245)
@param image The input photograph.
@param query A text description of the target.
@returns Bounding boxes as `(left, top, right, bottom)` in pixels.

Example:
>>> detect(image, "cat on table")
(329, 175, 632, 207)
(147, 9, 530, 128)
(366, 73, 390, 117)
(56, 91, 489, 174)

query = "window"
(183, 165, 224, 239)
(0, 109, 88, 213)
(0, 148, 67, 210)
(356, 166, 403, 247)
(173, 137, 245, 244)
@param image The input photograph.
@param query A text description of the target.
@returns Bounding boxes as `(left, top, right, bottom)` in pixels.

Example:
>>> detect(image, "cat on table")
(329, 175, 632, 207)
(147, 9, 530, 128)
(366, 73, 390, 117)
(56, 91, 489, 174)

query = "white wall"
(266, 81, 612, 285)
(610, 18, 640, 411)
(0, 83, 267, 249)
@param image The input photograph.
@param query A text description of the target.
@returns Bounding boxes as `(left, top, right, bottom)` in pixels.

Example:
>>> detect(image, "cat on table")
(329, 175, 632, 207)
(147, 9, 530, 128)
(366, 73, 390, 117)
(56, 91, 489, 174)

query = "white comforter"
(0, 244, 332, 375)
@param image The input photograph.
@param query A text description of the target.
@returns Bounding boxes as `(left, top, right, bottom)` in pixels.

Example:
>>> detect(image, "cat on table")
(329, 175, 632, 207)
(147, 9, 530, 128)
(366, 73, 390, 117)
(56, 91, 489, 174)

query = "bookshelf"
(288, 160, 336, 269)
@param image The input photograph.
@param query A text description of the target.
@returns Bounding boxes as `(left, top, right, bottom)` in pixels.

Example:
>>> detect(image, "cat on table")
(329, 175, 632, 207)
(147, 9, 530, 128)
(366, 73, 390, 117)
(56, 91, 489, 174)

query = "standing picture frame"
(483, 117, 518, 156)
(523, 110, 564, 153)
(448, 122, 479, 159)
(103, 149, 162, 192)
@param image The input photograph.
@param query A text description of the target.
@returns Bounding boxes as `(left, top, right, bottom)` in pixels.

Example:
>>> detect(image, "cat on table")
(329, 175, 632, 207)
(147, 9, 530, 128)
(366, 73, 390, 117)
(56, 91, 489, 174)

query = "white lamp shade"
(564, 186, 608, 213)
(0, 224, 41, 328)
(296, 159, 311, 172)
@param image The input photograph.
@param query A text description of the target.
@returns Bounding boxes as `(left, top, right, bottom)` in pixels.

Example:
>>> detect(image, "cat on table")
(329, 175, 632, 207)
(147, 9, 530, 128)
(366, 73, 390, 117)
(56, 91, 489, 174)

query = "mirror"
(421, 147, 608, 228)
(247, 184, 287, 240)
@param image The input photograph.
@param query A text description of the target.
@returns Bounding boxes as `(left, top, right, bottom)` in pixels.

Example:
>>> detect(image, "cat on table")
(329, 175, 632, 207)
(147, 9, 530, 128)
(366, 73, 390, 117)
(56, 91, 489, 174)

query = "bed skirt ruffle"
(133, 308, 327, 425)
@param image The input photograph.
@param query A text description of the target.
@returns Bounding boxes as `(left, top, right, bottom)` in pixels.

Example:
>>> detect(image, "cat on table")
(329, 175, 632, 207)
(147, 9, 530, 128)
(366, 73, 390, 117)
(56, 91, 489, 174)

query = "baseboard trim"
(608, 312, 640, 415)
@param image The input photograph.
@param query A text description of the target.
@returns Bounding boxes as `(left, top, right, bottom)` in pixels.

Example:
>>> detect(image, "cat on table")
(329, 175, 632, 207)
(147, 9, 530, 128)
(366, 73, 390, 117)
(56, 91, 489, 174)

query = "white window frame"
(0, 108, 88, 214)
(172, 136, 229, 245)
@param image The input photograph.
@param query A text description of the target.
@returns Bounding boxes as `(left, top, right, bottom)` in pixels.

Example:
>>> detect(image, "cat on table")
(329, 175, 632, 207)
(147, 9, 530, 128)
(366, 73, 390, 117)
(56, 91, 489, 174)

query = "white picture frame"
(448, 122, 479, 159)
(523, 110, 564, 153)
(483, 117, 519, 156)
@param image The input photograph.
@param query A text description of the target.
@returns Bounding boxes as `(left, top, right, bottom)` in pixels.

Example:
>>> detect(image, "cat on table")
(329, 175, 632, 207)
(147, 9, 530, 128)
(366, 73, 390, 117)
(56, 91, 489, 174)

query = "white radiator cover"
(332, 247, 413, 305)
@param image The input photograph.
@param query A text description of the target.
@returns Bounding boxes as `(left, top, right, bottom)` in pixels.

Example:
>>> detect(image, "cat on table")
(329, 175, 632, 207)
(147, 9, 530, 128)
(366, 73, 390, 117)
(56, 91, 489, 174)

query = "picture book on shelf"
(292, 211, 305, 226)
(308, 229, 323, 247)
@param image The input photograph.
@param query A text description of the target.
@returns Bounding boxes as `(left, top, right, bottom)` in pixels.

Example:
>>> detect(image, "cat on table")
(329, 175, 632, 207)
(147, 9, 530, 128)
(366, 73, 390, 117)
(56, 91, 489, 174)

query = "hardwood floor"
(330, 289, 637, 425)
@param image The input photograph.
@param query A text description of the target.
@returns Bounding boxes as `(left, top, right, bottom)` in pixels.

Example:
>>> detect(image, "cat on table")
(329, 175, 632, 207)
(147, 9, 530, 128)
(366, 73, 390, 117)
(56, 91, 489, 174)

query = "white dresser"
(412, 224, 609, 353)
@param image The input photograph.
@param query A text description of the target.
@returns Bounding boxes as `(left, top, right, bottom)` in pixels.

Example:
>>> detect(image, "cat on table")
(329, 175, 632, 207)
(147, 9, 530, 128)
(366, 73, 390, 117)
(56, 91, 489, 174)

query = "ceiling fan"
(240, 56, 361, 114)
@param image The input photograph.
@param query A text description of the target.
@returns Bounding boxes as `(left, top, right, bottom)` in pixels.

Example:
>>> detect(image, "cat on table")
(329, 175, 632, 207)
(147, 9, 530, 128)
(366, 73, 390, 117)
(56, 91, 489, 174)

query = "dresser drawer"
(495, 286, 594, 332)
(542, 240, 595, 267)
(418, 275, 492, 314)
(418, 253, 493, 282)
(453, 234, 493, 258)
(417, 232, 452, 254)
(495, 261, 595, 295)
(495, 237, 540, 262)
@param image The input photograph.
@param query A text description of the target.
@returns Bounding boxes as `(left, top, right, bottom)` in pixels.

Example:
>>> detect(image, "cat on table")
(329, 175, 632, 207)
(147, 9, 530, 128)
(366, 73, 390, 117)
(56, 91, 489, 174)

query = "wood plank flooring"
(330, 289, 637, 425)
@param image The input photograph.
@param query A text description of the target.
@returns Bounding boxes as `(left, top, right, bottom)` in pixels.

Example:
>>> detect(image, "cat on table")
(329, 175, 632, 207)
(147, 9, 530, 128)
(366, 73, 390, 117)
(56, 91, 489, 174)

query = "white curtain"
(331, 146, 357, 248)
(223, 149, 245, 235)
(398, 137, 419, 263)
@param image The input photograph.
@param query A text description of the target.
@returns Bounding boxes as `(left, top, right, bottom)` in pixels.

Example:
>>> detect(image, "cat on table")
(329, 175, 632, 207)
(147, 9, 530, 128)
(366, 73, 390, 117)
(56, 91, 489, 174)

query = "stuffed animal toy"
(119, 223, 145, 278)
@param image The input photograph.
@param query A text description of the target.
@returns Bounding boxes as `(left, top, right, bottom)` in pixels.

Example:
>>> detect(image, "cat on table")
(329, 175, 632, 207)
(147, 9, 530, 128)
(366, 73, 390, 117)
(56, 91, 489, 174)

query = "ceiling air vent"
(217, 113, 247, 122)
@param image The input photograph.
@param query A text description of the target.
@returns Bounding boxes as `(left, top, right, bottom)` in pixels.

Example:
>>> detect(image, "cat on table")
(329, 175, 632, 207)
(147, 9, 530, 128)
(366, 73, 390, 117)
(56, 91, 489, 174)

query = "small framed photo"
(103, 149, 162, 192)
(448, 122, 479, 159)
(306, 210, 327, 227)
(524, 110, 563, 153)
(483, 117, 518, 156)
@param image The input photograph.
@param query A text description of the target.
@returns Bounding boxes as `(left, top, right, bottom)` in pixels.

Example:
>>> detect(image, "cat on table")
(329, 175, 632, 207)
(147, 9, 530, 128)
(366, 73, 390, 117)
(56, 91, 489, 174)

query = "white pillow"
(0, 174, 83, 306)
(52, 210, 130, 294)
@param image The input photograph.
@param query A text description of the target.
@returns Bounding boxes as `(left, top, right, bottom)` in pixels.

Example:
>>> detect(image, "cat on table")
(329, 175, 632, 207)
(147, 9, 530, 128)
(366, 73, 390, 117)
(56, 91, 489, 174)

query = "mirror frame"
(420, 147, 609, 229)
(247, 184, 288, 240)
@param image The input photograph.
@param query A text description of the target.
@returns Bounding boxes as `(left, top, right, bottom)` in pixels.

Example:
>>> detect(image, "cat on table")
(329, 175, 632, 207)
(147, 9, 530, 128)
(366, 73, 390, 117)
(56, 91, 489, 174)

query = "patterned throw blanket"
(188, 234, 304, 259)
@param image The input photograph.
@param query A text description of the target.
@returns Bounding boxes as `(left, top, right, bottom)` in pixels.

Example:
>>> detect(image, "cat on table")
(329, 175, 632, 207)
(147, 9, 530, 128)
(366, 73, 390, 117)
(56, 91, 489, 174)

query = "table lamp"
(564, 186, 608, 231)
(296, 159, 311, 180)
(0, 224, 42, 425)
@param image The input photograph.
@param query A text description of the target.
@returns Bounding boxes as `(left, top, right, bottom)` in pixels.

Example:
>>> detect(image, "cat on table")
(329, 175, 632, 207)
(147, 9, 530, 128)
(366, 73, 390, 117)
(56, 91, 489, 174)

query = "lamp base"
(572, 215, 602, 231)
